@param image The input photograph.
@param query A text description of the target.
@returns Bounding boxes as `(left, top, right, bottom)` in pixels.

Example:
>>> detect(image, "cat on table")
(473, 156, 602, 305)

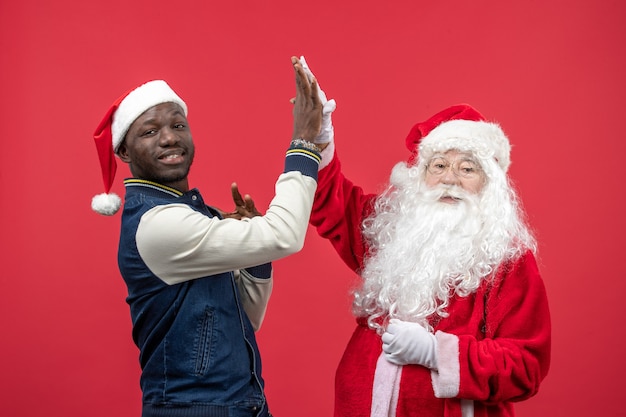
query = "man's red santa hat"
(405, 104, 511, 172)
(91, 80, 187, 215)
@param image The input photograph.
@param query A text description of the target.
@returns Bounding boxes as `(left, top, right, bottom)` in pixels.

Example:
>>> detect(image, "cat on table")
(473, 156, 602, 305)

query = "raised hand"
(291, 56, 323, 142)
(299, 56, 336, 144)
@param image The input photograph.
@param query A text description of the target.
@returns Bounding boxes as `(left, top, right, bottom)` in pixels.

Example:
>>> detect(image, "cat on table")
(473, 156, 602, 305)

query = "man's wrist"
(291, 138, 321, 153)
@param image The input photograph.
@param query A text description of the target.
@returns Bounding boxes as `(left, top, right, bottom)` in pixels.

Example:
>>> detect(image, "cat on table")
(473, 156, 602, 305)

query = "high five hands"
(221, 56, 332, 219)
(290, 56, 323, 143)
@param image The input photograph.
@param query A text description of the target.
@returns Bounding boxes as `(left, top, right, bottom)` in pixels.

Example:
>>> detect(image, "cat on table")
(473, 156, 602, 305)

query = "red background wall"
(1, 1, 624, 416)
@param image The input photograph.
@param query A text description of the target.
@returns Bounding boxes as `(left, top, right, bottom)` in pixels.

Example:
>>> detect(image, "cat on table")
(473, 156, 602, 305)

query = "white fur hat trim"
(418, 119, 511, 172)
(111, 80, 187, 152)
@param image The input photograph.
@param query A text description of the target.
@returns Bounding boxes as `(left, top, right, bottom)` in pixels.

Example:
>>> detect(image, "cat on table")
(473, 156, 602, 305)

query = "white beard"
(354, 161, 534, 332)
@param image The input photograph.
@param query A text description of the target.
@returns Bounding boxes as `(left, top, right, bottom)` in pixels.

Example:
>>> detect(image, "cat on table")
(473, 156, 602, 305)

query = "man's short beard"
(353, 161, 535, 333)
(153, 170, 190, 184)
(133, 153, 194, 186)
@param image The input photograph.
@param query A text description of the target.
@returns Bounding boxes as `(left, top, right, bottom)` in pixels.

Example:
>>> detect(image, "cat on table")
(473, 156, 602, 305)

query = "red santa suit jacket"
(310, 151, 551, 417)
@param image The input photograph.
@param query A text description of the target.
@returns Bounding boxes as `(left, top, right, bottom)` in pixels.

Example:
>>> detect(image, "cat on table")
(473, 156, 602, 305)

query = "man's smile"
(158, 149, 185, 163)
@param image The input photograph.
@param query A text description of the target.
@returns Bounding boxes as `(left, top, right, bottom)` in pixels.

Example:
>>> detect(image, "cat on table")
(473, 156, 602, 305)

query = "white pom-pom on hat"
(91, 80, 187, 215)
(91, 193, 122, 216)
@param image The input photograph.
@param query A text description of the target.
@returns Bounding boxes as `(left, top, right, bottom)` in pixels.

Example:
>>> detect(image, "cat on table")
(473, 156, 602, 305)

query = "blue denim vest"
(118, 180, 269, 417)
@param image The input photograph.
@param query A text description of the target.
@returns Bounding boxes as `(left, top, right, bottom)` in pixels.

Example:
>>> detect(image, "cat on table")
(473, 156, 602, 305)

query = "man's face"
(117, 102, 195, 192)
(424, 149, 485, 202)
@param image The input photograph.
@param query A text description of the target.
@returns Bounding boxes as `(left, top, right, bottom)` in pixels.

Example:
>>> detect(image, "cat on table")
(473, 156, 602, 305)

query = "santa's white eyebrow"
(430, 153, 478, 162)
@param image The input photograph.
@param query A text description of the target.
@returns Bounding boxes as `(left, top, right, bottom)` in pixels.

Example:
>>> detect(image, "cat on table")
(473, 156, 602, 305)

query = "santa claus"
(300, 58, 551, 417)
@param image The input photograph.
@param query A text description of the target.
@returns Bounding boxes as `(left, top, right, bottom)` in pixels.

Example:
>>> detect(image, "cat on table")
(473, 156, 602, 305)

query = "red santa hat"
(405, 104, 511, 172)
(91, 80, 187, 215)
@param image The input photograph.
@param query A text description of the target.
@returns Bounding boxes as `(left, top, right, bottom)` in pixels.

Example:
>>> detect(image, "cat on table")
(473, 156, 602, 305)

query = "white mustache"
(422, 184, 471, 201)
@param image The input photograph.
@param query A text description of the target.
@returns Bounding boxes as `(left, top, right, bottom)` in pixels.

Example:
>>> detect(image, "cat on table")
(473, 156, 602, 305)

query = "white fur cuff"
(431, 330, 460, 398)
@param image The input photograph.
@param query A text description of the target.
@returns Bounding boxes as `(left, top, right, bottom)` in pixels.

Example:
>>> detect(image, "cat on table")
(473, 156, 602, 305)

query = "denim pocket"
(193, 307, 215, 376)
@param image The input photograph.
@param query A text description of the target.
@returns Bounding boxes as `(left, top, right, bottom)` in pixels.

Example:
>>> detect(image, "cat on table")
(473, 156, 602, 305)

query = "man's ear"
(117, 142, 131, 163)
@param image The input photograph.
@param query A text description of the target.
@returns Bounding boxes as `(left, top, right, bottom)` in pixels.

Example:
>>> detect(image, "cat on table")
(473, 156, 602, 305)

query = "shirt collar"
(123, 178, 184, 198)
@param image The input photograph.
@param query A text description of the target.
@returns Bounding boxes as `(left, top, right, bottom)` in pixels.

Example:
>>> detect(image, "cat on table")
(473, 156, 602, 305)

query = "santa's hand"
(382, 319, 438, 369)
(299, 56, 336, 144)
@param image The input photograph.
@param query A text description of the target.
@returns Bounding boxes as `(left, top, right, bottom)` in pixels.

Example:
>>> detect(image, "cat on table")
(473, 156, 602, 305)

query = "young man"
(303, 60, 550, 417)
(91, 57, 322, 417)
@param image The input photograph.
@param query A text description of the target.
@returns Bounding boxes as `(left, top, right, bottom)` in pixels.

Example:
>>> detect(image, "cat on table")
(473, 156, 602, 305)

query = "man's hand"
(299, 56, 336, 145)
(219, 183, 262, 220)
(291, 56, 322, 142)
(381, 319, 438, 369)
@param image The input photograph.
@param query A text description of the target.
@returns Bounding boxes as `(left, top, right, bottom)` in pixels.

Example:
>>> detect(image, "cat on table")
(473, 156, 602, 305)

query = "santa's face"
(355, 153, 533, 331)
(355, 159, 487, 330)
(424, 150, 486, 201)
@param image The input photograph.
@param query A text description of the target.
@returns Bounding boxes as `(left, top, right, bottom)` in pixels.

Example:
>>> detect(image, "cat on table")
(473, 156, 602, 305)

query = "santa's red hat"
(91, 80, 187, 215)
(405, 104, 511, 172)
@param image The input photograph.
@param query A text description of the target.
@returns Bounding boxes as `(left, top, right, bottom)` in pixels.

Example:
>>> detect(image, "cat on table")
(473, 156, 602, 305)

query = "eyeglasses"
(426, 156, 482, 179)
